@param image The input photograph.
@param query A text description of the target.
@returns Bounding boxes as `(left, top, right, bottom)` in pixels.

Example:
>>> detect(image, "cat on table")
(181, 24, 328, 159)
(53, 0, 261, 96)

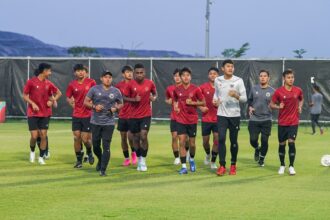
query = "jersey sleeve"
(247, 86, 254, 107)
(116, 89, 123, 103)
(271, 90, 280, 103)
(48, 82, 59, 96)
(165, 87, 171, 99)
(150, 81, 157, 95)
(173, 88, 178, 102)
(86, 87, 94, 99)
(213, 79, 220, 101)
(23, 80, 32, 94)
(195, 87, 205, 101)
(238, 79, 247, 103)
(298, 88, 303, 101)
(91, 79, 97, 87)
(66, 83, 73, 98)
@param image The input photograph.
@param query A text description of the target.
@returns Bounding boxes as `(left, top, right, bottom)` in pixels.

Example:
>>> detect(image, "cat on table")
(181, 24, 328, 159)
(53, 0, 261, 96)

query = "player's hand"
(279, 102, 284, 109)
(32, 103, 39, 111)
(47, 100, 53, 107)
(95, 104, 104, 112)
(298, 106, 302, 114)
(228, 90, 238, 99)
(249, 106, 255, 116)
(174, 102, 180, 113)
(212, 98, 221, 107)
(186, 98, 193, 105)
(150, 95, 156, 102)
(110, 107, 117, 113)
(135, 95, 141, 102)
(166, 98, 172, 105)
(199, 106, 209, 113)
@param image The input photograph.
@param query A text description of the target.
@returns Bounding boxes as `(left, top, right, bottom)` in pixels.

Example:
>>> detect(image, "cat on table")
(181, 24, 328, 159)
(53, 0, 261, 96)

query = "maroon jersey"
(272, 86, 303, 126)
(173, 84, 204, 125)
(199, 82, 217, 123)
(66, 78, 96, 118)
(165, 85, 179, 121)
(115, 80, 132, 119)
(23, 77, 59, 117)
(127, 79, 156, 119)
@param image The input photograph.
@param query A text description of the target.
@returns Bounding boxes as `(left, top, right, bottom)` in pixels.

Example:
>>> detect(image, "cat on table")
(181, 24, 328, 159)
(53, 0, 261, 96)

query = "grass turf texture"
(0, 120, 329, 220)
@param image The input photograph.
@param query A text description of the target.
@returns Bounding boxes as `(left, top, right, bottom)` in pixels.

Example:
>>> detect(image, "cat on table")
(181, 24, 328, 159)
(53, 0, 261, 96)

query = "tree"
(68, 47, 99, 57)
(293, 49, 307, 58)
(221, 42, 250, 58)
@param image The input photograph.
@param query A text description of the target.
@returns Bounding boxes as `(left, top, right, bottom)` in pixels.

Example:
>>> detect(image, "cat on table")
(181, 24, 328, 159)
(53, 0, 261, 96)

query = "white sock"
(182, 163, 187, 169)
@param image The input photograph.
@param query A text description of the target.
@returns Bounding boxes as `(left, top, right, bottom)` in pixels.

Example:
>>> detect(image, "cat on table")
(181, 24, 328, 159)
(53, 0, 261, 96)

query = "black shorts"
(129, 117, 151, 133)
(176, 122, 197, 137)
(248, 120, 272, 137)
(117, 118, 130, 132)
(217, 116, 240, 132)
(201, 122, 218, 136)
(72, 117, 91, 132)
(28, 117, 50, 131)
(278, 125, 298, 142)
(170, 120, 177, 133)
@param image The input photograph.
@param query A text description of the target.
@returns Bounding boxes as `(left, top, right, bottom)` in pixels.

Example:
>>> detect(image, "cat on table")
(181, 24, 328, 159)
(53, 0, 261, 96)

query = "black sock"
(288, 142, 296, 167)
(173, 151, 179, 158)
(76, 151, 83, 162)
(180, 156, 186, 164)
(39, 149, 46, 158)
(189, 148, 195, 159)
(204, 147, 210, 155)
(131, 146, 136, 152)
(136, 148, 141, 157)
(211, 150, 218, 163)
(86, 146, 92, 155)
(123, 150, 129, 159)
(279, 144, 286, 166)
(30, 145, 36, 152)
(141, 148, 148, 157)
(230, 143, 239, 165)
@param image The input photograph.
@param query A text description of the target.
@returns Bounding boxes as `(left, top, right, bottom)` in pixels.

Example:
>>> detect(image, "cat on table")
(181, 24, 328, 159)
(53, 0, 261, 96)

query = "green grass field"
(0, 120, 329, 220)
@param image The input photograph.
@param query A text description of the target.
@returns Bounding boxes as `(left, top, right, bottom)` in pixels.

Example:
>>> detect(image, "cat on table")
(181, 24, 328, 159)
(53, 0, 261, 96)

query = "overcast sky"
(1, 0, 329, 58)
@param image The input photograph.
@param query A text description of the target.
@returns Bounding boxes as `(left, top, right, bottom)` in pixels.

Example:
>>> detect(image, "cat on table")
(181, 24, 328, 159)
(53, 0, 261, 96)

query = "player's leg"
(118, 118, 130, 166)
(170, 120, 180, 165)
(311, 114, 316, 134)
(129, 118, 142, 171)
(99, 125, 115, 176)
(177, 123, 188, 174)
(139, 117, 151, 172)
(248, 120, 260, 162)
(314, 114, 323, 134)
(258, 120, 272, 166)
(187, 124, 197, 172)
(38, 129, 48, 165)
(210, 126, 219, 169)
(288, 125, 298, 175)
(81, 131, 94, 165)
(127, 130, 137, 164)
(278, 125, 287, 174)
(27, 117, 39, 163)
(91, 125, 102, 172)
(201, 122, 211, 165)
(217, 116, 228, 176)
(228, 117, 240, 175)
(73, 130, 83, 168)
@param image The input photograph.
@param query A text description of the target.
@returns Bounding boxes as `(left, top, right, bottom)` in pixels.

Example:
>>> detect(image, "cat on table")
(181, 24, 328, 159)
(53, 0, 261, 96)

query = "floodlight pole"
(205, 0, 212, 58)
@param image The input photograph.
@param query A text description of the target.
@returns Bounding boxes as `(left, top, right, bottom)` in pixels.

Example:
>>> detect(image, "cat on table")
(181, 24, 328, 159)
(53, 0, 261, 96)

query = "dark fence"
(1, 57, 329, 121)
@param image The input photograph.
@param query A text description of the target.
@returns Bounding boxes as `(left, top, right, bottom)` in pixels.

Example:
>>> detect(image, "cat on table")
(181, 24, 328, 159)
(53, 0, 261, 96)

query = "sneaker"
(96, 161, 101, 172)
(173, 157, 181, 165)
(278, 166, 285, 175)
(189, 159, 196, 172)
(140, 161, 147, 172)
(289, 166, 296, 175)
(137, 160, 141, 171)
(38, 157, 46, 165)
(204, 155, 211, 165)
(131, 152, 137, 165)
(123, 158, 131, 166)
(99, 170, 106, 176)
(254, 149, 260, 162)
(179, 167, 188, 175)
(210, 162, 218, 169)
(229, 165, 237, 175)
(88, 153, 94, 165)
(29, 151, 35, 163)
(258, 160, 265, 167)
(216, 166, 226, 176)
(74, 161, 83, 168)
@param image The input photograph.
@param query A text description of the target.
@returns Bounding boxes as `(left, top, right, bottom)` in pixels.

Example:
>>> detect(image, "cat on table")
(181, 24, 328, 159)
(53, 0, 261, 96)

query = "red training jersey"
(199, 82, 217, 123)
(23, 77, 59, 117)
(66, 78, 96, 118)
(115, 80, 132, 119)
(127, 79, 156, 119)
(272, 86, 303, 126)
(173, 84, 204, 125)
(165, 84, 179, 121)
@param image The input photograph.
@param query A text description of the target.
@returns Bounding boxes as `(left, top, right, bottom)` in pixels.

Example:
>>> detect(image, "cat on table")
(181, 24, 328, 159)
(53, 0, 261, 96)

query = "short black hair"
(313, 85, 320, 92)
(172, 68, 180, 75)
(121, 65, 133, 73)
(259, 69, 270, 77)
(101, 70, 112, 77)
(73, 64, 85, 72)
(34, 63, 51, 76)
(208, 67, 219, 73)
(282, 69, 294, 77)
(222, 59, 234, 67)
(179, 67, 192, 76)
(134, 63, 145, 69)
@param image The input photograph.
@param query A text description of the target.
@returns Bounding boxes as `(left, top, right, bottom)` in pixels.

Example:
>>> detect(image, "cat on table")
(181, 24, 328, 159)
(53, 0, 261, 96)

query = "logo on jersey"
(45, 85, 49, 90)
(266, 92, 270, 97)
(256, 91, 259, 95)
(283, 96, 286, 99)
(98, 93, 102, 96)
(189, 93, 193, 98)
(75, 88, 78, 92)
(179, 93, 182, 96)
(85, 86, 90, 90)
(36, 86, 39, 89)
(134, 88, 137, 91)
(230, 84, 234, 88)
(145, 87, 149, 91)
(206, 91, 210, 95)
(109, 93, 114, 99)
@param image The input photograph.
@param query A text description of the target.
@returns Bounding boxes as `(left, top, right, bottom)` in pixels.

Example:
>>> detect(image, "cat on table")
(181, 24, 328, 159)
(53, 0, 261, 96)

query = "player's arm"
(298, 92, 304, 114)
(23, 93, 39, 111)
(247, 88, 255, 116)
(66, 97, 75, 108)
(65, 85, 75, 108)
(233, 80, 247, 102)
(212, 80, 221, 107)
(150, 83, 157, 102)
(123, 85, 141, 102)
(84, 90, 103, 112)
(186, 88, 205, 106)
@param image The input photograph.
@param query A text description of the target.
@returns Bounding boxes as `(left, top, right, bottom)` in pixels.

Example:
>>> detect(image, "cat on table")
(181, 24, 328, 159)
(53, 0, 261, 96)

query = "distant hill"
(0, 30, 192, 57)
